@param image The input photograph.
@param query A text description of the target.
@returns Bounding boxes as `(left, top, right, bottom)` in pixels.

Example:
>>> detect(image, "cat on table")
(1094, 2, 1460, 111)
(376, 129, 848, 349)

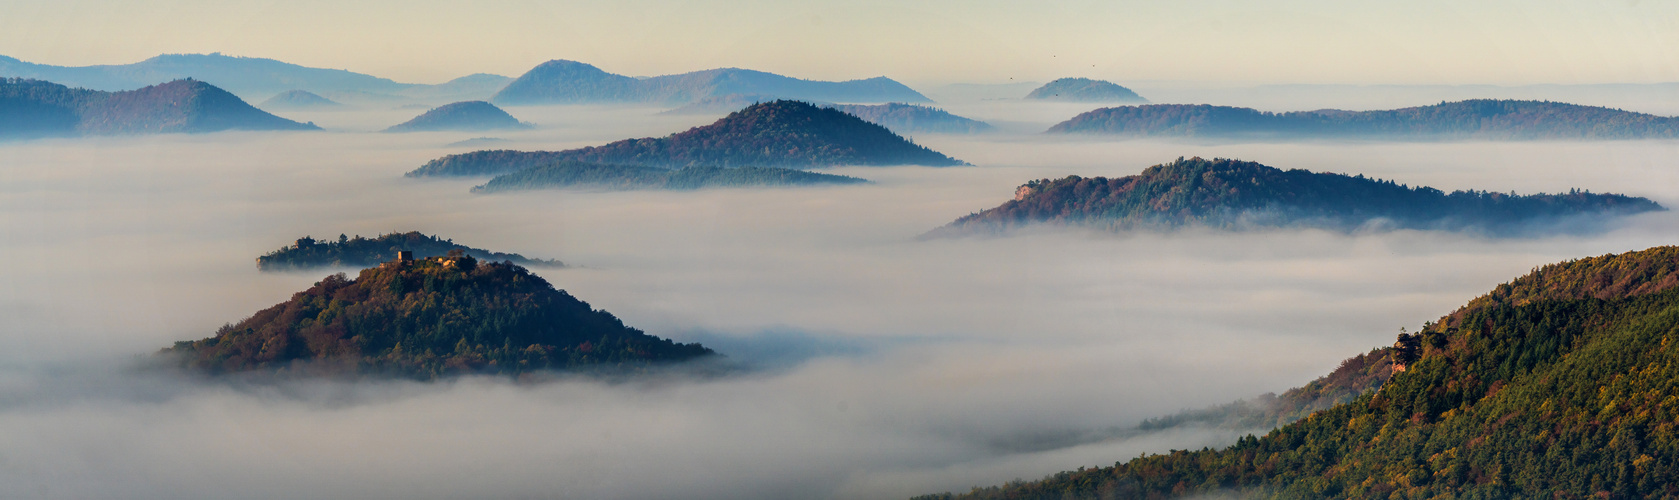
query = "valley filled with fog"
(2, 102, 1678, 499)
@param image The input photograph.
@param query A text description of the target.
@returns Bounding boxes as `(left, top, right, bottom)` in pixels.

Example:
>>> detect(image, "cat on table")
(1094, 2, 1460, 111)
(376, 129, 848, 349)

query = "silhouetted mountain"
(471, 161, 868, 193)
(165, 256, 710, 380)
(1025, 78, 1147, 102)
(258, 90, 341, 109)
(384, 101, 530, 132)
(1, 77, 317, 138)
(408, 100, 965, 177)
(491, 59, 930, 105)
(915, 245, 1679, 499)
(256, 231, 561, 271)
(1048, 99, 1679, 139)
(0, 53, 508, 102)
(826, 103, 994, 134)
(658, 94, 779, 115)
(929, 157, 1661, 237)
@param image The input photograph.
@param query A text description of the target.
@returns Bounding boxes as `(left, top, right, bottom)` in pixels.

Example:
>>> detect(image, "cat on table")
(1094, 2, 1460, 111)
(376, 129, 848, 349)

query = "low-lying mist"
(2, 106, 1677, 499)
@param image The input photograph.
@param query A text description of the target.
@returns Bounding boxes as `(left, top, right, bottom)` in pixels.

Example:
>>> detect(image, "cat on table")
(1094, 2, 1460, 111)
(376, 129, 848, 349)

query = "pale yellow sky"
(3, 0, 1676, 86)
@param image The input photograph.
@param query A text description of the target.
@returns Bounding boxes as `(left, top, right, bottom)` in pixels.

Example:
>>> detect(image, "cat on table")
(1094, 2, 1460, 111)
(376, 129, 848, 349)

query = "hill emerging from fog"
(1024, 77, 1147, 103)
(490, 59, 929, 106)
(258, 90, 341, 109)
(1047, 99, 1679, 139)
(166, 256, 709, 379)
(665, 97, 993, 135)
(916, 245, 1679, 499)
(928, 157, 1661, 237)
(407, 100, 966, 177)
(470, 161, 868, 193)
(256, 231, 561, 271)
(825, 103, 994, 134)
(1, 77, 317, 138)
(384, 101, 530, 132)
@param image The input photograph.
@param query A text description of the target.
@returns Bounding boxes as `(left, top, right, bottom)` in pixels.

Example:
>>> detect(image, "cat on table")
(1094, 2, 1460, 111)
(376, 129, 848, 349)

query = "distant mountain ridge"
(385, 101, 529, 132)
(1048, 99, 1679, 139)
(929, 157, 1661, 237)
(1025, 77, 1147, 102)
(491, 59, 930, 105)
(408, 100, 965, 177)
(665, 96, 993, 134)
(1, 77, 317, 138)
(0, 53, 509, 103)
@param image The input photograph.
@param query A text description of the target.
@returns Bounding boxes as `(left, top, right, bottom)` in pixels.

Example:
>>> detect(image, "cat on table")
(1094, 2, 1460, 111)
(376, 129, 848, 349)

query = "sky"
(3, 0, 1678, 86)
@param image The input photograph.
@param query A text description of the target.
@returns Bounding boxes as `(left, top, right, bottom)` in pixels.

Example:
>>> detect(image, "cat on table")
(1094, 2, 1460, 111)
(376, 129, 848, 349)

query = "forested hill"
(490, 59, 929, 105)
(471, 162, 867, 193)
(258, 89, 340, 109)
(1025, 77, 1147, 103)
(407, 100, 965, 177)
(1047, 99, 1679, 140)
(166, 256, 711, 379)
(913, 245, 1679, 499)
(256, 231, 561, 271)
(1, 78, 318, 139)
(927, 157, 1661, 237)
(384, 100, 529, 132)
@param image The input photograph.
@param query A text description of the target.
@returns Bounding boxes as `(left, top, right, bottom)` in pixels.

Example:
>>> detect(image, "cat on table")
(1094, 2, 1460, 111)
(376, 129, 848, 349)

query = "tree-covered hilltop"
(167, 255, 710, 379)
(914, 245, 1679, 500)
(0, 77, 318, 139)
(384, 100, 530, 132)
(489, 59, 929, 106)
(928, 157, 1661, 237)
(1047, 99, 1679, 140)
(406, 100, 966, 177)
(256, 231, 560, 271)
(470, 161, 867, 193)
(1025, 77, 1148, 103)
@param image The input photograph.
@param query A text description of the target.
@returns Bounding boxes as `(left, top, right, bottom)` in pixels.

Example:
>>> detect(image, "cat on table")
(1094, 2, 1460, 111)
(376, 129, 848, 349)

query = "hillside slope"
(408, 100, 965, 177)
(167, 256, 708, 379)
(256, 231, 561, 271)
(470, 162, 868, 193)
(915, 245, 1679, 499)
(928, 157, 1661, 237)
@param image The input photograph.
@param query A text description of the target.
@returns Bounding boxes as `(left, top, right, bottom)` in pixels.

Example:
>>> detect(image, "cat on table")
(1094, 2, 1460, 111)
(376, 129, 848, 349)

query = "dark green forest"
(470, 161, 867, 193)
(256, 231, 560, 271)
(929, 157, 1661, 237)
(406, 100, 966, 177)
(1046, 99, 1679, 139)
(168, 255, 709, 379)
(915, 246, 1679, 500)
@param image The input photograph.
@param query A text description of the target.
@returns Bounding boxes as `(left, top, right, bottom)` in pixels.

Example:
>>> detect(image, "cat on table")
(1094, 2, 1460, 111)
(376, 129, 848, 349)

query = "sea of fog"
(2, 103, 1678, 499)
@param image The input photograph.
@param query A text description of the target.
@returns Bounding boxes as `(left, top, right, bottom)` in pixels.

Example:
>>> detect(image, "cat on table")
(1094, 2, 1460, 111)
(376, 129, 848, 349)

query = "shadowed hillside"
(470, 161, 868, 193)
(1025, 77, 1148, 102)
(257, 231, 561, 271)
